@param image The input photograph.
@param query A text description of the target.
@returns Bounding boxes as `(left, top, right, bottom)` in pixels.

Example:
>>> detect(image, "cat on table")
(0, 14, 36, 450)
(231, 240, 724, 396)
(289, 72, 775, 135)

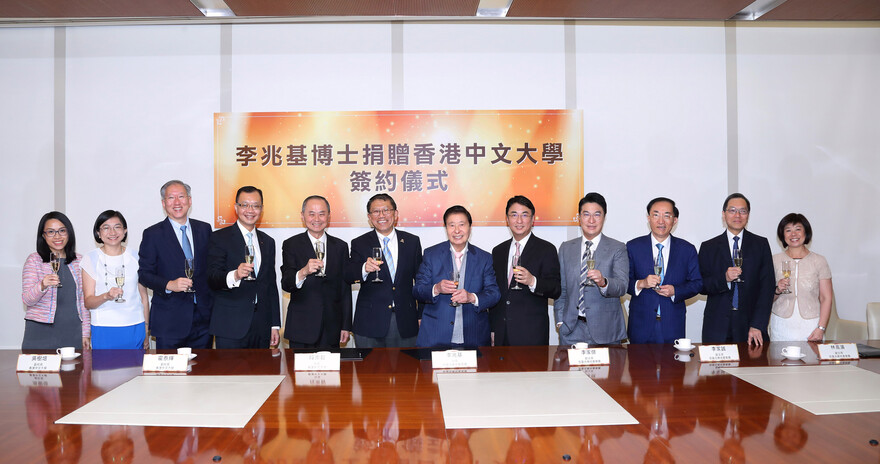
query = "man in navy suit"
(138, 180, 214, 349)
(413, 205, 500, 348)
(345, 194, 422, 348)
(490, 195, 561, 346)
(207, 186, 281, 349)
(699, 193, 775, 345)
(280, 195, 352, 349)
(626, 197, 702, 344)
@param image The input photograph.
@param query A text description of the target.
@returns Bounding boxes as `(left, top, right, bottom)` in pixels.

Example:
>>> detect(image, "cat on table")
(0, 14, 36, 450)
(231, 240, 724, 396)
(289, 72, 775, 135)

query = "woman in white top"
(81, 210, 150, 349)
(770, 213, 833, 342)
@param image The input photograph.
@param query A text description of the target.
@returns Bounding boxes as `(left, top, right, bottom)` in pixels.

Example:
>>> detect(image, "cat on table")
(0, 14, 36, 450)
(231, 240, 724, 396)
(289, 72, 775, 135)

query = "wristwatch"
(817, 326, 826, 331)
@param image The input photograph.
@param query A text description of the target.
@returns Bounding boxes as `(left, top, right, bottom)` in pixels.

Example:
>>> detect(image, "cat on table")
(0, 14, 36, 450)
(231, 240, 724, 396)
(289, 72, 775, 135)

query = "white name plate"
(568, 347, 610, 366)
(294, 352, 341, 371)
(18, 372, 63, 387)
(17, 354, 62, 372)
(143, 354, 189, 372)
(818, 343, 859, 361)
(431, 350, 478, 369)
(433, 368, 478, 383)
(294, 371, 341, 387)
(700, 362, 739, 376)
(819, 359, 859, 366)
(698, 344, 740, 363)
(569, 365, 610, 379)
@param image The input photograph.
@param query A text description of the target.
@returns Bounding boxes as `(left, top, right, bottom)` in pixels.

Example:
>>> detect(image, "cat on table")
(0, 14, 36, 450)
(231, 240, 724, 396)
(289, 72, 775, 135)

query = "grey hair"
(301, 195, 330, 213)
(160, 180, 192, 199)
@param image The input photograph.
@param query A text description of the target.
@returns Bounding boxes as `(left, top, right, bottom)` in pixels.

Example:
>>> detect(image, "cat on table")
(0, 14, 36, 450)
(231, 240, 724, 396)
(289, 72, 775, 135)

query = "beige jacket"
(771, 251, 831, 319)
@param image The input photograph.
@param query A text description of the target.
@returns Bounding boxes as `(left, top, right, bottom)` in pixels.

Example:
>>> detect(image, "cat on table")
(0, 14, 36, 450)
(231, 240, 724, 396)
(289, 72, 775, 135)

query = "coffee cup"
(56, 347, 75, 358)
(177, 347, 192, 356)
(674, 338, 692, 350)
(571, 342, 589, 350)
(781, 346, 801, 358)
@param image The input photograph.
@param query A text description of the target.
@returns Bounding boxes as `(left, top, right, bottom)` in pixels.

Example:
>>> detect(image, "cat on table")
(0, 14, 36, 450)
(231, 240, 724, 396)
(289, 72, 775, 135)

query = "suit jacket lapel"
(163, 219, 186, 261)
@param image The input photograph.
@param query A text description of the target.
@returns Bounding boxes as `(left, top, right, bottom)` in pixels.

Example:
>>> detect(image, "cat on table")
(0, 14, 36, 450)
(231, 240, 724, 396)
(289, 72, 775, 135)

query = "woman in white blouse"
(770, 213, 833, 342)
(81, 210, 150, 349)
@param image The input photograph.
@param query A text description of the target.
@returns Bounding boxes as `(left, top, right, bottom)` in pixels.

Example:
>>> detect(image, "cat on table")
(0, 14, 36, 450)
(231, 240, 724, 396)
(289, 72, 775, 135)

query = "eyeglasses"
(507, 213, 533, 220)
(725, 208, 749, 216)
(100, 225, 125, 233)
(44, 228, 68, 238)
(236, 203, 263, 211)
(370, 208, 395, 217)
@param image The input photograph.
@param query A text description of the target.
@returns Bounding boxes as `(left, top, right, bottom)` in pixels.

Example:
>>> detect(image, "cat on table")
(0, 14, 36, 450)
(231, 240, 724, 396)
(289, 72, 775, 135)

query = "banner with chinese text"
(214, 110, 582, 227)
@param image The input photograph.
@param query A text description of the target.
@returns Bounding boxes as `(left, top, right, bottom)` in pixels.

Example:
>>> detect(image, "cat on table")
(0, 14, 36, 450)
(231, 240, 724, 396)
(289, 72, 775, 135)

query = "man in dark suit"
(345, 194, 422, 348)
(206, 186, 281, 349)
(699, 193, 775, 345)
(490, 195, 561, 346)
(280, 195, 352, 348)
(138, 180, 214, 349)
(413, 205, 500, 348)
(626, 197, 702, 344)
(555, 192, 629, 345)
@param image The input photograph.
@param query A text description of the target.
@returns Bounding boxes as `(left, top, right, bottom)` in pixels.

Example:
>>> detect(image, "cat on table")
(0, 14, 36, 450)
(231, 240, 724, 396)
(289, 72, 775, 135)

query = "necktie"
(454, 251, 463, 276)
(247, 232, 257, 277)
(577, 241, 592, 315)
(181, 225, 193, 260)
(656, 243, 664, 317)
(732, 236, 740, 309)
(452, 250, 465, 344)
(508, 241, 521, 285)
(383, 236, 396, 283)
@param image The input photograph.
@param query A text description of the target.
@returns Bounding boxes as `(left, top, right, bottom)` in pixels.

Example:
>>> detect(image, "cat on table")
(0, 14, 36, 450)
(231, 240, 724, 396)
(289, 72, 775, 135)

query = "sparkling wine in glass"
(450, 270, 461, 307)
(314, 241, 326, 277)
(114, 267, 126, 303)
(732, 248, 744, 283)
(371, 247, 384, 283)
(244, 244, 256, 280)
(653, 253, 663, 290)
(510, 253, 522, 290)
(781, 260, 792, 294)
(184, 258, 195, 292)
(584, 254, 597, 287)
(50, 253, 63, 288)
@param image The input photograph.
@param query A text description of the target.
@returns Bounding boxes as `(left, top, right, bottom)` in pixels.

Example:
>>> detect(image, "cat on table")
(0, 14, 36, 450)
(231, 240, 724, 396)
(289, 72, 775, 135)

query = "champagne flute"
(781, 261, 792, 294)
(510, 253, 522, 290)
(184, 258, 195, 292)
(314, 241, 326, 277)
(114, 267, 126, 303)
(653, 253, 663, 290)
(450, 269, 461, 307)
(732, 248, 744, 283)
(50, 252, 63, 288)
(584, 252, 597, 287)
(244, 244, 256, 280)
(371, 247, 384, 283)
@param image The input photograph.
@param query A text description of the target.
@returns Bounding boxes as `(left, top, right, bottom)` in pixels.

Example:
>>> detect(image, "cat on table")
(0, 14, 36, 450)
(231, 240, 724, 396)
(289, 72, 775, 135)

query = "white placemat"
(723, 365, 880, 415)
(437, 371, 637, 429)
(56, 375, 284, 428)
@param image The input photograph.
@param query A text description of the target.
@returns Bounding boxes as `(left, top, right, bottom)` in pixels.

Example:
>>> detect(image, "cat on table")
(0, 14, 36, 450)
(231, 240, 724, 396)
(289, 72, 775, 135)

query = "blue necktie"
(383, 236, 396, 283)
(732, 236, 740, 309)
(181, 225, 193, 260)
(656, 243, 664, 317)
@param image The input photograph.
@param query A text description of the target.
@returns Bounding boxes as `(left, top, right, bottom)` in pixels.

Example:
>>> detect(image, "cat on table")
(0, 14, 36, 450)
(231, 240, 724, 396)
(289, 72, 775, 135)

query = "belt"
(731, 307, 739, 311)
(577, 315, 587, 322)
(656, 315, 661, 321)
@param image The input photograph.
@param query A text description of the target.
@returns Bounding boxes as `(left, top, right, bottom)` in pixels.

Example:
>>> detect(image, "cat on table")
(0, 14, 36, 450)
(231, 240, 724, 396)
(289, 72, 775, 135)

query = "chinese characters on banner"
(214, 110, 583, 228)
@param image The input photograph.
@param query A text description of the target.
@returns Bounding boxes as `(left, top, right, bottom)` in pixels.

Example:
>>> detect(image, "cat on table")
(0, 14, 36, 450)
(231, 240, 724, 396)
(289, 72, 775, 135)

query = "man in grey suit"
(555, 192, 629, 345)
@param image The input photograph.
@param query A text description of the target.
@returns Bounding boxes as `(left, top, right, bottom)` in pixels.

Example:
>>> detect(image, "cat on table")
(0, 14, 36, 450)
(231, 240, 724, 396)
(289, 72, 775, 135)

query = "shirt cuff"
(472, 294, 480, 307)
(528, 278, 537, 293)
(226, 270, 241, 288)
(634, 285, 643, 297)
(361, 264, 369, 281)
(296, 273, 306, 289)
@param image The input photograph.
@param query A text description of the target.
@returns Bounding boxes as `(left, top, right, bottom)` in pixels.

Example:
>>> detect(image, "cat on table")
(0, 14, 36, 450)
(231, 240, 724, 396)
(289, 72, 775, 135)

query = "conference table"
(3, 341, 879, 463)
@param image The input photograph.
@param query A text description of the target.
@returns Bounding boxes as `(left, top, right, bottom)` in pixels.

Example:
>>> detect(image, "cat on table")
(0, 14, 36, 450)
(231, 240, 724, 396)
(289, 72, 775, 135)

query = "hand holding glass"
(781, 261, 791, 294)
(371, 247, 384, 283)
(50, 253, 63, 288)
(653, 253, 663, 290)
(114, 267, 126, 303)
(511, 253, 522, 290)
(450, 270, 461, 307)
(314, 241, 326, 277)
(584, 254, 597, 287)
(244, 244, 256, 280)
(732, 248, 744, 283)
(184, 258, 195, 292)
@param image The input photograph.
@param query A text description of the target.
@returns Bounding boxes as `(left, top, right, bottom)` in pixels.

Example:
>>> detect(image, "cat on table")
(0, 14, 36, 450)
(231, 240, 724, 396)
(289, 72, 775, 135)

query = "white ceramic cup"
(781, 346, 802, 358)
(674, 338, 692, 349)
(56, 346, 75, 358)
(571, 342, 589, 350)
(177, 347, 192, 356)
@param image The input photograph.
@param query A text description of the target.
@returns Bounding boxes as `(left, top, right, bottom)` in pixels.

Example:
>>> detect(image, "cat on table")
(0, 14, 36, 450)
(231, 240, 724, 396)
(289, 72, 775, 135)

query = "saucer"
(674, 345, 695, 352)
(60, 353, 81, 361)
(188, 353, 197, 360)
(783, 353, 806, 360)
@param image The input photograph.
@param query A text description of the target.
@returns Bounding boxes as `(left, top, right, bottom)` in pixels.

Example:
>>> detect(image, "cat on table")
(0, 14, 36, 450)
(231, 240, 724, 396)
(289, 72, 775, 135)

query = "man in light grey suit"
(555, 192, 629, 345)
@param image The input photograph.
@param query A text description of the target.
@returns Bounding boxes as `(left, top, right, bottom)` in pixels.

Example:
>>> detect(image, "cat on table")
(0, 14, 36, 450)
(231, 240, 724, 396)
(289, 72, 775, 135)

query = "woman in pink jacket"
(21, 211, 90, 350)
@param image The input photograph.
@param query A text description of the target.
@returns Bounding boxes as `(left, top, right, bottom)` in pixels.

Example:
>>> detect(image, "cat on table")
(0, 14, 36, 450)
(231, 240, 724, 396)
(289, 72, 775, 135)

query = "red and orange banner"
(213, 110, 582, 228)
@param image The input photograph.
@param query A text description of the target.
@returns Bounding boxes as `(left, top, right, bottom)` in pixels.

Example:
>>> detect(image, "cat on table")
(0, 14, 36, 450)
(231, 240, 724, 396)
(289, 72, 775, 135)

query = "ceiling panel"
(758, 0, 880, 20)
(506, 0, 755, 20)
(223, 0, 480, 17)
(0, 0, 203, 18)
